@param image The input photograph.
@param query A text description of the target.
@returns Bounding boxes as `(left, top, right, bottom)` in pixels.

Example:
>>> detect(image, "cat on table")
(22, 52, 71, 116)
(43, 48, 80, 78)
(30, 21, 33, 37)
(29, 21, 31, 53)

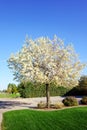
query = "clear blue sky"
(0, 0, 87, 90)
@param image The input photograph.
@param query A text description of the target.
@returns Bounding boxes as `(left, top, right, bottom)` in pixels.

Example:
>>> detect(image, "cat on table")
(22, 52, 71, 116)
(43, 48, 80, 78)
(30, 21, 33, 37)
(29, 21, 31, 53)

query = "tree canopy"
(8, 36, 85, 88)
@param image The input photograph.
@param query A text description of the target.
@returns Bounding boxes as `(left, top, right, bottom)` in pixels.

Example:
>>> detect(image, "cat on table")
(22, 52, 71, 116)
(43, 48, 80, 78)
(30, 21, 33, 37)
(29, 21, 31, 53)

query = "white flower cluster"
(8, 36, 86, 87)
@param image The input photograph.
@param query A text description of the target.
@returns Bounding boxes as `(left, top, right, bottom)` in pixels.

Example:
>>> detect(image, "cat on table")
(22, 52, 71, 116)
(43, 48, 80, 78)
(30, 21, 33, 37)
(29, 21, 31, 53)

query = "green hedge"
(18, 82, 69, 98)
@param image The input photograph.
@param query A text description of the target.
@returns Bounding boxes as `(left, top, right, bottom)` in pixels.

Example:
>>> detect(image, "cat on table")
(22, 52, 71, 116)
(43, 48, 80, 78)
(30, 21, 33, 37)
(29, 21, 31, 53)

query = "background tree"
(7, 83, 18, 94)
(7, 83, 12, 94)
(65, 76, 87, 96)
(78, 76, 87, 88)
(8, 36, 85, 108)
(77, 76, 87, 95)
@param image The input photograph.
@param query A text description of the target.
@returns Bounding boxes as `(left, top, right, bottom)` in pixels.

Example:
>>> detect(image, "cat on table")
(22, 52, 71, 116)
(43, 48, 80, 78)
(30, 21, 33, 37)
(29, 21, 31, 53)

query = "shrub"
(37, 101, 46, 109)
(81, 96, 87, 105)
(38, 101, 64, 109)
(62, 96, 78, 106)
(51, 102, 64, 109)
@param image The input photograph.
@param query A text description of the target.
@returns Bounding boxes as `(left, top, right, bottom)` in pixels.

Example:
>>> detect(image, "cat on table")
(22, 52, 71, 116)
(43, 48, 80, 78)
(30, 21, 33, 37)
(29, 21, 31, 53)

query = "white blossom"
(8, 36, 86, 87)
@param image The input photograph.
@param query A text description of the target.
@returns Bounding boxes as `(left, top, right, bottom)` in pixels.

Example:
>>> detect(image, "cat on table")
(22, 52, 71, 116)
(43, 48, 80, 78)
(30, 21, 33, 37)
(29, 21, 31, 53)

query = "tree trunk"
(46, 83, 50, 108)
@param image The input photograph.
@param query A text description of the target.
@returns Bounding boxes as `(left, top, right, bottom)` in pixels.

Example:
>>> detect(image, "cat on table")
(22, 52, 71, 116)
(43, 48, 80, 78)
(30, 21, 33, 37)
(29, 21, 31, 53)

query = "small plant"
(62, 96, 78, 106)
(51, 102, 64, 109)
(37, 101, 46, 109)
(81, 96, 87, 105)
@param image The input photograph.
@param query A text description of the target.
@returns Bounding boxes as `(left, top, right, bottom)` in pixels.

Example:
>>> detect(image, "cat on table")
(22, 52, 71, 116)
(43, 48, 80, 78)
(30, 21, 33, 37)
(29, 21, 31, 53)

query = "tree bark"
(46, 83, 50, 108)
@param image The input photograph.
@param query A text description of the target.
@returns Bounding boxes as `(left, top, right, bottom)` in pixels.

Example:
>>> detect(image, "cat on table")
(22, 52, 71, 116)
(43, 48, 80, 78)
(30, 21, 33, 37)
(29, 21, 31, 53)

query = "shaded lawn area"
(2, 107, 87, 130)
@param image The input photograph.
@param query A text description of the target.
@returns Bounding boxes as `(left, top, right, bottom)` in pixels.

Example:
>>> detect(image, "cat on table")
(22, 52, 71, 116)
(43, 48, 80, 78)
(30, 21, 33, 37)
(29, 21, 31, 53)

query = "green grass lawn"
(0, 93, 20, 98)
(2, 107, 87, 130)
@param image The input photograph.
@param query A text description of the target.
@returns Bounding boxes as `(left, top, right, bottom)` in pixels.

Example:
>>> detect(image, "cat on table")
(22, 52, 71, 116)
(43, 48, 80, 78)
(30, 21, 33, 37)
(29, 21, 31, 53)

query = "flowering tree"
(8, 36, 85, 108)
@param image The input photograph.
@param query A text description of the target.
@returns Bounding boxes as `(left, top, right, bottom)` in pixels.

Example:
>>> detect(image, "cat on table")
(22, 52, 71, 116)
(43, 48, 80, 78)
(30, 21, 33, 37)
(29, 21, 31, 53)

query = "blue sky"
(0, 0, 87, 90)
